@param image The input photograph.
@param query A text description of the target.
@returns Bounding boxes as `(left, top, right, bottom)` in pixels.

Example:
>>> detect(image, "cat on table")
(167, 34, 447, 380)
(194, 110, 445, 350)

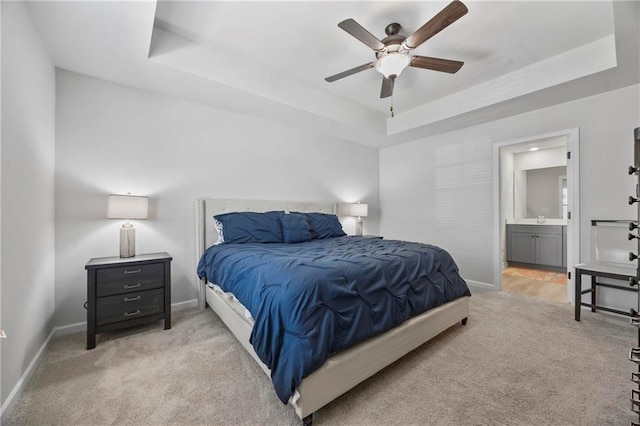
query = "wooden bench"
(574, 261, 637, 321)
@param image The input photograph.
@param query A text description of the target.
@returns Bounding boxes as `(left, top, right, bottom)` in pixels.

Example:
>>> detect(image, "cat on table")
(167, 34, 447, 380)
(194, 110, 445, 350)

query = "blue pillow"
(214, 211, 283, 244)
(305, 212, 346, 239)
(280, 213, 312, 243)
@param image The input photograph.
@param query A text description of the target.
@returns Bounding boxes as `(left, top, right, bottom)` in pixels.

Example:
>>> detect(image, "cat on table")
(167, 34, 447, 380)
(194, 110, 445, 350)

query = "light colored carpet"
(5, 290, 636, 425)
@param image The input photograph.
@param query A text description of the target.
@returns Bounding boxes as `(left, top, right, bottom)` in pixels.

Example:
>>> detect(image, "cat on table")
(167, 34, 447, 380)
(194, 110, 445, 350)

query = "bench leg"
(574, 270, 581, 321)
(591, 276, 597, 312)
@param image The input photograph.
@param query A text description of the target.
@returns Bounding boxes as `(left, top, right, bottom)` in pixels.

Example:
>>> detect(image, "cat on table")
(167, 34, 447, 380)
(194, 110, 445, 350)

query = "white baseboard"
(171, 298, 198, 312)
(55, 321, 86, 336)
(1, 298, 200, 421)
(464, 279, 496, 290)
(0, 326, 56, 424)
(55, 299, 198, 337)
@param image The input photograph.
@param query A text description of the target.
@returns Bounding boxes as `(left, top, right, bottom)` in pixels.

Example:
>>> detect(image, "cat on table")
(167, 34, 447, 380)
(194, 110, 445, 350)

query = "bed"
(195, 199, 470, 425)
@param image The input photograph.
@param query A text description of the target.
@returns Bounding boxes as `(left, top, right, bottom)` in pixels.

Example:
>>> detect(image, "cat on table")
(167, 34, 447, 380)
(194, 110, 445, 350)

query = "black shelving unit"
(628, 126, 640, 426)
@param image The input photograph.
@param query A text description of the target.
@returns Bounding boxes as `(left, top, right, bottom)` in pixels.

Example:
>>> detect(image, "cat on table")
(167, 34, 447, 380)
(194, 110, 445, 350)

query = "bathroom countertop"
(506, 218, 567, 225)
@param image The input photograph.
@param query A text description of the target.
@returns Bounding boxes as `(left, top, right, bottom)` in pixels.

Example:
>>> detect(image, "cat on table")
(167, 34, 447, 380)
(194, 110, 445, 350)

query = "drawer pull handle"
(124, 296, 141, 302)
(124, 283, 141, 290)
(124, 269, 141, 275)
(124, 310, 141, 317)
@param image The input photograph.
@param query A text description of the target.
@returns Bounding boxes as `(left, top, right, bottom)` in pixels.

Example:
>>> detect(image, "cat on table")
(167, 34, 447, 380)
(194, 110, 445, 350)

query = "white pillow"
(214, 218, 225, 245)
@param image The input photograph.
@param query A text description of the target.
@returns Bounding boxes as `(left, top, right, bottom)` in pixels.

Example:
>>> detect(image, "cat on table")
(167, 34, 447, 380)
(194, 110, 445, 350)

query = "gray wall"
(1, 1, 56, 413)
(54, 70, 381, 327)
(380, 84, 640, 291)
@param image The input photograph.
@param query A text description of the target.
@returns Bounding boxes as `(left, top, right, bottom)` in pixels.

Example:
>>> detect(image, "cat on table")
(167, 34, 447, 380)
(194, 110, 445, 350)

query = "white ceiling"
(26, 1, 640, 148)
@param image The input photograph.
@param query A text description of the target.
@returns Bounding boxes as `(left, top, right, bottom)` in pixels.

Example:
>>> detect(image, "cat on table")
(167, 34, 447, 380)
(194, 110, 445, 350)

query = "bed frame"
(195, 199, 470, 425)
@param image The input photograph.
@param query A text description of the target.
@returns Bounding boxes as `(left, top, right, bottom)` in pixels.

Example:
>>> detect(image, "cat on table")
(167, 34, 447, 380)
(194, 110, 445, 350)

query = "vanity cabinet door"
(508, 230, 536, 263)
(535, 232, 563, 267)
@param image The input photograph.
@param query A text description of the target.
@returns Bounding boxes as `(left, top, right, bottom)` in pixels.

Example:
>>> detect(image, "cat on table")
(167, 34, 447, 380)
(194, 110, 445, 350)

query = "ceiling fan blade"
(380, 76, 394, 98)
(338, 19, 385, 51)
(325, 62, 375, 82)
(404, 0, 468, 49)
(410, 56, 464, 73)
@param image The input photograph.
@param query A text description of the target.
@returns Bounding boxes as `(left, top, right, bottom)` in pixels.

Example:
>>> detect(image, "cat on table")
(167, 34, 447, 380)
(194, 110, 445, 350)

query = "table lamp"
(349, 203, 368, 236)
(107, 194, 148, 258)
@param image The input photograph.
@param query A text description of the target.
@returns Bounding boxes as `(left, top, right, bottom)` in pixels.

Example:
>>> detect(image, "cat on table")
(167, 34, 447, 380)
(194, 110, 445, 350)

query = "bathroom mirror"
(513, 166, 567, 219)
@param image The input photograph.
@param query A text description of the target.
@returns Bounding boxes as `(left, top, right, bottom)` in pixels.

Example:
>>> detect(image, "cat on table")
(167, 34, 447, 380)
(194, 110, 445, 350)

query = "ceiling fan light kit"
(325, 0, 468, 105)
(375, 52, 410, 79)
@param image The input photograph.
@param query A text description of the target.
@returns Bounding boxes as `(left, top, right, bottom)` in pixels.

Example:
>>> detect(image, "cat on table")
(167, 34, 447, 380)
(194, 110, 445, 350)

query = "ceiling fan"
(325, 0, 468, 99)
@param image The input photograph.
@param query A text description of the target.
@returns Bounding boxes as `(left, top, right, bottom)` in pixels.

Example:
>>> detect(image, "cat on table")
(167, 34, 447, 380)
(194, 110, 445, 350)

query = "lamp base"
(355, 218, 363, 236)
(120, 226, 136, 258)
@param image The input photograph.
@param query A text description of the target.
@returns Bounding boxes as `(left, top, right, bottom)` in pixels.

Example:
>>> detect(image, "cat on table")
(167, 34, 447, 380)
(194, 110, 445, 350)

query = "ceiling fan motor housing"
(376, 34, 409, 57)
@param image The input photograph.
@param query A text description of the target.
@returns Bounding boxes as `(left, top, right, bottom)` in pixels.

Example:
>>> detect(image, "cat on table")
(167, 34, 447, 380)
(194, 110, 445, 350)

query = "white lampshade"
(107, 195, 148, 220)
(349, 203, 368, 218)
(375, 52, 410, 79)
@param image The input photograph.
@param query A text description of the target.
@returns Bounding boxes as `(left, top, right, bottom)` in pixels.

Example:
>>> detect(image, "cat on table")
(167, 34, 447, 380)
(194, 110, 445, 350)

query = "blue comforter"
(197, 236, 470, 403)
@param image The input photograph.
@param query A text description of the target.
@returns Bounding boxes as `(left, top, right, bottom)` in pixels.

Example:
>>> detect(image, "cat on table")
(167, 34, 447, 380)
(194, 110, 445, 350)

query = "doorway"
(493, 129, 580, 304)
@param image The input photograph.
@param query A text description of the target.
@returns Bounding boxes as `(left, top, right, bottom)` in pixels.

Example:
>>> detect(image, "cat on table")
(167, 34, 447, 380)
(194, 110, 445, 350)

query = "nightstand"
(85, 252, 172, 349)
(362, 235, 383, 239)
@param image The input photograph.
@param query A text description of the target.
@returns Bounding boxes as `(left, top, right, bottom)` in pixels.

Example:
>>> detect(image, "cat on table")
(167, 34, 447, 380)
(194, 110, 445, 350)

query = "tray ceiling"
(26, 1, 639, 147)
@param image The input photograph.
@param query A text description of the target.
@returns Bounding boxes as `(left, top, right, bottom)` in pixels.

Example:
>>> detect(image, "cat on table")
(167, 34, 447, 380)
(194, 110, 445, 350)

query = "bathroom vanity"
(506, 224, 566, 269)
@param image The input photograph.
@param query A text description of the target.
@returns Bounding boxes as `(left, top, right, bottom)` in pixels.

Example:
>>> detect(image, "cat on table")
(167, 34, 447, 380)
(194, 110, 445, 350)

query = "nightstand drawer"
(96, 263, 164, 297)
(96, 288, 164, 326)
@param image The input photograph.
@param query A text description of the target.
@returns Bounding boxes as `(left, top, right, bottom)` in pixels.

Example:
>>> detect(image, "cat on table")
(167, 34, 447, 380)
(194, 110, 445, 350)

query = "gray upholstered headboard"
(195, 199, 337, 309)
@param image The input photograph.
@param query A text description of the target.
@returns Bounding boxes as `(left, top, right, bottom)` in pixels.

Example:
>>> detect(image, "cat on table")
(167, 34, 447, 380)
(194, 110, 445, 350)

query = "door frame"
(493, 128, 580, 304)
